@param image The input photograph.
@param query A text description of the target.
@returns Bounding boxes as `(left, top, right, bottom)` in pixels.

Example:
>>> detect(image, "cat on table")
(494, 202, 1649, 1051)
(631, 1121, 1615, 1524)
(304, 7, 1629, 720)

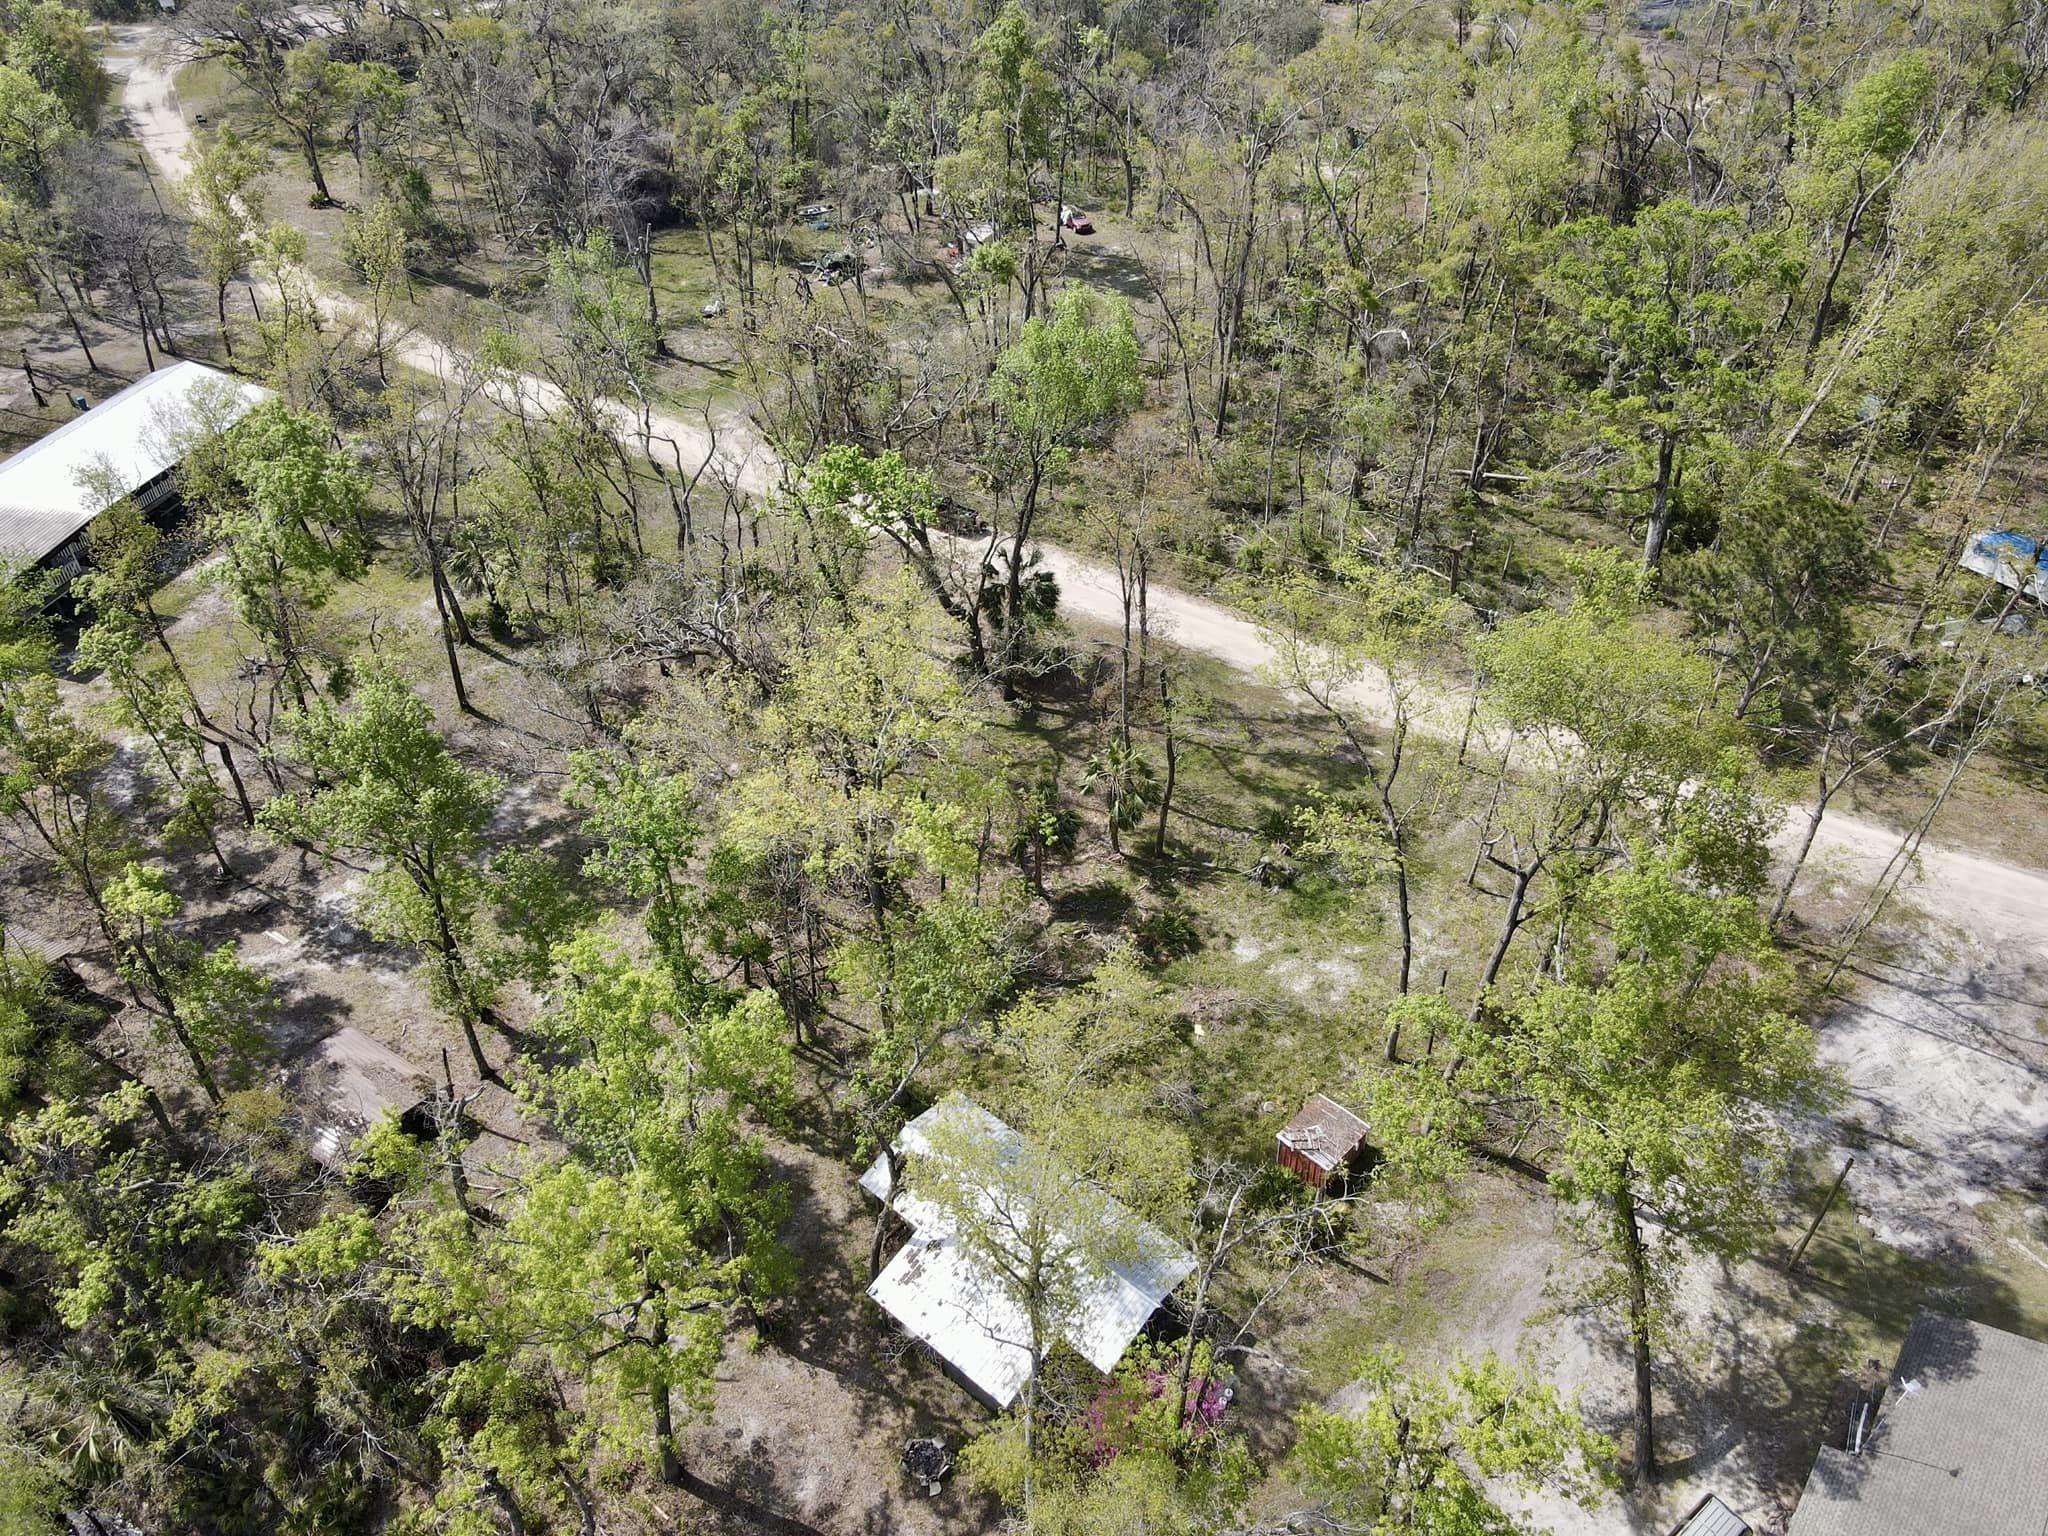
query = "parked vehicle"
(1060, 205, 1094, 235)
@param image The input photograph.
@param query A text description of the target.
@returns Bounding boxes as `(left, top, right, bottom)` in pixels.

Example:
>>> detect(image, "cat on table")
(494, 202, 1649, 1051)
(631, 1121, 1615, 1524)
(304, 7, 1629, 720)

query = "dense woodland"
(2, 0, 2047, 1527)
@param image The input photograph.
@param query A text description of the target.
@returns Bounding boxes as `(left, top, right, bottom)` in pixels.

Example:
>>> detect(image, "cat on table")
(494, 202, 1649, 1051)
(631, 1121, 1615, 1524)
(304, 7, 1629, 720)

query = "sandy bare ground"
(1807, 906, 2048, 1257)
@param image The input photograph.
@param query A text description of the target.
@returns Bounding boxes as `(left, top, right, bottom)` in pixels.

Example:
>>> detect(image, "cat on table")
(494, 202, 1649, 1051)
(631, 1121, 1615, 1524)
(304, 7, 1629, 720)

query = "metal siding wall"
(1275, 1142, 1328, 1190)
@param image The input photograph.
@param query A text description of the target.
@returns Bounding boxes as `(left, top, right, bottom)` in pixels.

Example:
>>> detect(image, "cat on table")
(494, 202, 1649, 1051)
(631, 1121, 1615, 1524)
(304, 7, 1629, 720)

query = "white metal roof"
(871, 1230, 1040, 1407)
(861, 1097, 1194, 1408)
(1673, 1494, 1751, 1536)
(0, 361, 270, 567)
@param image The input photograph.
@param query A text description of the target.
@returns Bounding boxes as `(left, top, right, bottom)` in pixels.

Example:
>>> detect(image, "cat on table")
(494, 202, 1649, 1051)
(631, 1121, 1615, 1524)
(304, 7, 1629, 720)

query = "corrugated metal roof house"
(1670, 1493, 1751, 1536)
(1, 922, 87, 994)
(3, 922, 80, 968)
(1788, 1312, 2048, 1536)
(859, 1097, 1195, 1410)
(0, 362, 269, 579)
(293, 1027, 435, 1169)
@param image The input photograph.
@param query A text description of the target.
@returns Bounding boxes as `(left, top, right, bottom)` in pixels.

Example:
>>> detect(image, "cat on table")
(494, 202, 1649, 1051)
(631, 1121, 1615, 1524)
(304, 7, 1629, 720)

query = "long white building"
(0, 361, 270, 581)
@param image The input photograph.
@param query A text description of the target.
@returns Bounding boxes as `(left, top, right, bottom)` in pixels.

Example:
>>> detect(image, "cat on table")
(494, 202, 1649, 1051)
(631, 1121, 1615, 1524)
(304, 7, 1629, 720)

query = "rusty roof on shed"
(1276, 1092, 1370, 1173)
(295, 1027, 432, 1167)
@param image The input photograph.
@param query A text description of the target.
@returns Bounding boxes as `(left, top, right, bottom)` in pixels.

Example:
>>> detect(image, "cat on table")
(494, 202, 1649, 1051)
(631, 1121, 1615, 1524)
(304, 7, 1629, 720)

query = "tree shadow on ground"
(1060, 245, 1156, 303)
(681, 1467, 833, 1536)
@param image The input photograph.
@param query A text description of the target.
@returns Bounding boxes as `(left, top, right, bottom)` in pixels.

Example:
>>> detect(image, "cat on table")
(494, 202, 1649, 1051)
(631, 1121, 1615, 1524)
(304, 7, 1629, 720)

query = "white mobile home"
(0, 362, 270, 583)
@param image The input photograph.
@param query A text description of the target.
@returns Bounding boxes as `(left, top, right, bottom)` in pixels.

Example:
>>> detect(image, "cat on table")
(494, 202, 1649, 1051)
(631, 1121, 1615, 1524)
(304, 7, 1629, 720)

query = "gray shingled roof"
(1788, 1312, 2048, 1536)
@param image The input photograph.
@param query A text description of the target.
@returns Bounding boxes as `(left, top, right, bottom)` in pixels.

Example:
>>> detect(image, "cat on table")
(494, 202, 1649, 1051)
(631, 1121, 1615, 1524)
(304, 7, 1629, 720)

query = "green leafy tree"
(1540, 199, 1797, 569)
(171, 1, 345, 207)
(0, 661, 128, 925)
(566, 749, 704, 988)
(101, 863, 270, 1104)
(259, 1155, 596, 1530)
(342, 196, 413, 380)
(75, 498, 257, 826)
(1469, 553, 1737, 1001)
(194, 400, 369, 715)
(525, 932, 793, 1190)
(1293, 1349, 1612, 1534)
(400, 1160, 732, 1493)
(0, 1438, 62, 1534)
(831, 890, 1019, 1273)
(906, 948, 1189, 1506)
(1413, 858, 1831, 1486)
(0, 921, 93, 1118)
(728, 575, 974, 937)
(989, 290, 1144, 685)
(266, 909, 777, 1510)
(1248, 558, 1457, 1000)
(0, 1085, 261, 1517)
(939, 2, 1058, 244)
(0, 63, 74, 204)
(1788, 51, 1937, 364)
(546, 232, 660, 415)
(785, 445, 1002, 673)
(182, 128, 268, 356)
(260, 673, 509, 1083)
(523, 937, 796, 1442)
(1675, 459, 1881, 725)
(0, 1, 107, 130)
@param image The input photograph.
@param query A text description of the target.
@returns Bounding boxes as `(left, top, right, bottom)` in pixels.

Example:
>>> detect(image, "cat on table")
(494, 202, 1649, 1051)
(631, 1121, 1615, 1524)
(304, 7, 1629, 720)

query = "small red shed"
(1276, 1093, 1374, 1192)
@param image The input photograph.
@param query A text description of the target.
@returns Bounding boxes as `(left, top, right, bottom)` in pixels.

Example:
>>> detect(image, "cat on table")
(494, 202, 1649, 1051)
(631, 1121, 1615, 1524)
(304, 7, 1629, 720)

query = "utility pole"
(1788, 1157, 1855, 1275)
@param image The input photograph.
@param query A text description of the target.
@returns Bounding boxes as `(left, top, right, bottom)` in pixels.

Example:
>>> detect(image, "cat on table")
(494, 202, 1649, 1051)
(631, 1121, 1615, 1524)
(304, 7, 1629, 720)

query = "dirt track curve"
(110, 30, 2048, 949)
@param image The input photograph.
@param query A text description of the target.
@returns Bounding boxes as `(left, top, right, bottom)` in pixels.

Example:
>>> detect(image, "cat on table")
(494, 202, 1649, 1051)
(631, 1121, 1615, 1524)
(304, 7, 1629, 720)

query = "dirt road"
(109, 30, 2048, 950)
(1050, 539, 2048, 940)
(110, 29, 779, 500)
(108, 29, 2048, 1536)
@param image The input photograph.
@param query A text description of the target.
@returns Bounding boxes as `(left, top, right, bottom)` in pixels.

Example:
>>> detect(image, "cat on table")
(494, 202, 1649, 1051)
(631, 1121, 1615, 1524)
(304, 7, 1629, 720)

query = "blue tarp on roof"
(1977, 530, 2043, 562)
(1960, 529, 2047, 601)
